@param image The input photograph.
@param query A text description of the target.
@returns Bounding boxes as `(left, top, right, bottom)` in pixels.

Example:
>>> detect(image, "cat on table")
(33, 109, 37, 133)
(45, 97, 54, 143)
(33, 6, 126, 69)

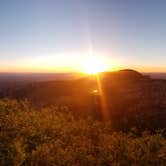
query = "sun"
(81, 56, 109, 74)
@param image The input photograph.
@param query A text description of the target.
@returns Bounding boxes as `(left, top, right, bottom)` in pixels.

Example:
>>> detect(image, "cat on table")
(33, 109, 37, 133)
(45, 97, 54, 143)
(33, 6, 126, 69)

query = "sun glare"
(81, 56, 109, 74)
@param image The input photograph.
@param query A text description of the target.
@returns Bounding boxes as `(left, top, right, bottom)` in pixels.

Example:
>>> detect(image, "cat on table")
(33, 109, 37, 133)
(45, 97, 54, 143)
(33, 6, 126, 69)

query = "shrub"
(0, 99, 166, 165)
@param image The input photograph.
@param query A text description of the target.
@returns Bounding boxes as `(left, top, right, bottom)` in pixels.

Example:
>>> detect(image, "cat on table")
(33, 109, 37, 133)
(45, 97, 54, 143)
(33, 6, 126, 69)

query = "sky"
(0, 0, 166, 73)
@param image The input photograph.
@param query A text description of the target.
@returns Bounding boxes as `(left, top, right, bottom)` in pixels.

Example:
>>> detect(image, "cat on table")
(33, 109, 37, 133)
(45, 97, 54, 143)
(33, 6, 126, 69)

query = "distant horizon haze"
(1, 66, 166, 73)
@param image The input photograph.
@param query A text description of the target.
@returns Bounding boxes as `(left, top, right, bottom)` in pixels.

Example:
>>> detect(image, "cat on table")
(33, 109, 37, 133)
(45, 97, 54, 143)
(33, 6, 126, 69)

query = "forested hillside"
(0, 70, 166, 132)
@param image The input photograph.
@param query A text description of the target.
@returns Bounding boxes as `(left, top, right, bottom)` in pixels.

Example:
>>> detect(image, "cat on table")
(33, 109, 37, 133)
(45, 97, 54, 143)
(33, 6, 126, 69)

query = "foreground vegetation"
(0, 99, 166, 166)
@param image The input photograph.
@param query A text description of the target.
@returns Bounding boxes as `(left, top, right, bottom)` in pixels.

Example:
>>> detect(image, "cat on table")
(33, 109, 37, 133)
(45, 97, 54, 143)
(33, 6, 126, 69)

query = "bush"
(0, 99, 166, 165)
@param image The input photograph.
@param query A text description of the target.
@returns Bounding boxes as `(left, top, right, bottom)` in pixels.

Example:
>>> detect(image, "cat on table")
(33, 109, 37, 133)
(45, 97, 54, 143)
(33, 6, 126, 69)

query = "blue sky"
(0, 0, 166, 72)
